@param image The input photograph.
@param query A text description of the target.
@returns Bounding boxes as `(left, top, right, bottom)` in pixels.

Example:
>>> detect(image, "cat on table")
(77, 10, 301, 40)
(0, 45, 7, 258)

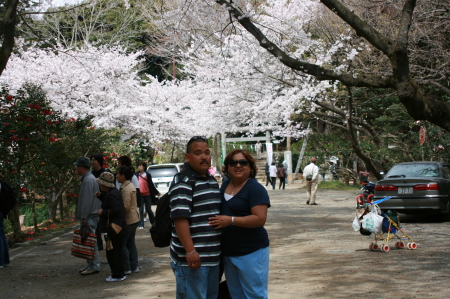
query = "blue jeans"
(171, 261, 220, 299)
(122, 222, 139, 272)
(138, 195, 155, 228)
(80, 217, 100, 271)
(224, 247, 269, 299)
(0, 212, 10, 266)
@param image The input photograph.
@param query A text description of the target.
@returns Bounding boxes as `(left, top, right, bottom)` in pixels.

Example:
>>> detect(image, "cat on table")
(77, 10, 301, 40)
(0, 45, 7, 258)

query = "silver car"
(147, 163, 184, 196)
(373, 162, 450, 214)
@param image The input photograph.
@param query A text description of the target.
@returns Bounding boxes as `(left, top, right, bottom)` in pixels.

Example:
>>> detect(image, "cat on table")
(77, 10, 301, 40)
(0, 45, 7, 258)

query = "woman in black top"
(95, 172, 127, 282)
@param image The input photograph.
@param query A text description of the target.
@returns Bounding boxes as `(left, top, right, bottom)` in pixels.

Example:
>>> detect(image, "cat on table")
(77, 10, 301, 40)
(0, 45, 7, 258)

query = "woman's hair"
(117, 166, 134, 180)
(137, 161, 148, 169)
(223, 149, 258, 178)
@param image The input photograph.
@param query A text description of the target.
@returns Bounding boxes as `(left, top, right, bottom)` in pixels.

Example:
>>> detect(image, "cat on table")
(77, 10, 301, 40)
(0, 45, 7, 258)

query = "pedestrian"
(116, 166, 140, 275)
(74, 156, 101, 275)
(255, 140, 262, 160)
(169, 136, 221, 299)
(329, 162, 335, 181)
(136, 161, 160, 229)
(90, 153, 112, 250)
(264, 162, 272, 187)
(95, 172, 127, 282)
(0, 173, 14, 269)
(303, 158, 319, 205)
(269, 162, 277, 190)
(277, 163, 287, 190)
(209, 149, 270, 299)
(319, 163, 326, 182)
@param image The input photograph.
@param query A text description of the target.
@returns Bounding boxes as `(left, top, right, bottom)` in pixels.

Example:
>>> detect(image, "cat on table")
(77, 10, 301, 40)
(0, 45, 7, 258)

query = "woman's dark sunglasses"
(229, 159, 249, 167)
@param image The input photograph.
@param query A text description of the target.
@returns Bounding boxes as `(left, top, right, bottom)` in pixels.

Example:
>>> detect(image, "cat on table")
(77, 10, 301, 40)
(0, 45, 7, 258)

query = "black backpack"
(149, 170, 195, 248)
(0, 181, 17, 216)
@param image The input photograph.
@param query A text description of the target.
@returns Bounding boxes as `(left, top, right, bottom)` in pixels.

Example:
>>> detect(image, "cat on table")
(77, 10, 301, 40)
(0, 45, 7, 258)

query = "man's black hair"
(186, 136, 208, 153)
(90, 153, 104, 166)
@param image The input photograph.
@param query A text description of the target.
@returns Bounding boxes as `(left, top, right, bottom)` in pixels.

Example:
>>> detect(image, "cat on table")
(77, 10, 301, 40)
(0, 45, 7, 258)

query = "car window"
(442, 165, 450, 179)
(387, 164, 439, 178)
(148, 167, 178, 178)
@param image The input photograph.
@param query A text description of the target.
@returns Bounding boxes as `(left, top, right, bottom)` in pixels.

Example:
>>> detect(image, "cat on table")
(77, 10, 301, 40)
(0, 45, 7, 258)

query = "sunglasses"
(229, 159, 249, 167)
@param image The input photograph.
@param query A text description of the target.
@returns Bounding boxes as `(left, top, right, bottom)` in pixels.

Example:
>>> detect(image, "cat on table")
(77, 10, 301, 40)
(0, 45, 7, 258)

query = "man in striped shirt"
(169, 136, 221, 299)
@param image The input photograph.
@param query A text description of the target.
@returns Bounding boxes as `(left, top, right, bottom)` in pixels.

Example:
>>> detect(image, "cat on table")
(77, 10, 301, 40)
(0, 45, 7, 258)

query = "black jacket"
(135, 172, 159, 201)
(97, 188, 126, 233)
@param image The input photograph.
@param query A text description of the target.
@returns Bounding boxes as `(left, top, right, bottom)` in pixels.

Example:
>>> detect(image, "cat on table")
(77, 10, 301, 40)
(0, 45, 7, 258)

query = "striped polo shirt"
(169, 162, 221, 266)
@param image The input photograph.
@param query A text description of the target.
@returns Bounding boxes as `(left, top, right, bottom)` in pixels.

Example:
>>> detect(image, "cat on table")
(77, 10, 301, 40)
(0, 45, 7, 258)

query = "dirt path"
(2, 183, 450, 298)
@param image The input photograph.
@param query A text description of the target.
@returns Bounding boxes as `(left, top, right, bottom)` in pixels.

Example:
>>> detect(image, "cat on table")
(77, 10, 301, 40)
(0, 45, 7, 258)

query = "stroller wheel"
(381, 244, 390, 252)
(407, 242, 417, 250)
(370, 243, 379, 251)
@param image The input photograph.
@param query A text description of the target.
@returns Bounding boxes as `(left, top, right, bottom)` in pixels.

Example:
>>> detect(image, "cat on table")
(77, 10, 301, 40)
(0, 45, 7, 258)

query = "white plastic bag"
(361, 205, 383, 235)
(352, 216, 360, 231)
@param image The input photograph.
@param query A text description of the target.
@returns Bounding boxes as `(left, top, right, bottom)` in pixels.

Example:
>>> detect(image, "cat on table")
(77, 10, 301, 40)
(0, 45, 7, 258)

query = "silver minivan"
(147, 163, 184, 196)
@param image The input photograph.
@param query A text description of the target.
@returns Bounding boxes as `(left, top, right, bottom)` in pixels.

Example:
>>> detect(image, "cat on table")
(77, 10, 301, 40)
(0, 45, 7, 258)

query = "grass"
(318, 180, 360, 191)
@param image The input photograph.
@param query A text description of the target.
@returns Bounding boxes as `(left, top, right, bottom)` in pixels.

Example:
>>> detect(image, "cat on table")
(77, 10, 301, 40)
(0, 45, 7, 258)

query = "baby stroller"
(354, 196, 417, 252)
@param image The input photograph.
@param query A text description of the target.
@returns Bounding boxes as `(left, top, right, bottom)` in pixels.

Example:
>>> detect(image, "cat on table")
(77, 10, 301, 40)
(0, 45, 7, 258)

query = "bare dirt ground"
(2, 182, 450, 298)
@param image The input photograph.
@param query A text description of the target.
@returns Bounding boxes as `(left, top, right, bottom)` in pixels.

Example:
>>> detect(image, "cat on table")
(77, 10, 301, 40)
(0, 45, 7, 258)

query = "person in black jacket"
(95, 172, 127, 282)
(136, 161, 160, 228)
(0, 173, 12, 269)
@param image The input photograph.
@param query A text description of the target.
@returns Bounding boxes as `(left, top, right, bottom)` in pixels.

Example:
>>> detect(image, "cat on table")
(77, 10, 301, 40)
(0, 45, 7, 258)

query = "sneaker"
(124, 270, 132, 275)
(143, 218, 148, 222)
(78, 265, 90, 273)
(80, 268, 100, 275)
(106, 276, 126, 282)
(138, 227, 144, 230)
(132, 267, 140, 273)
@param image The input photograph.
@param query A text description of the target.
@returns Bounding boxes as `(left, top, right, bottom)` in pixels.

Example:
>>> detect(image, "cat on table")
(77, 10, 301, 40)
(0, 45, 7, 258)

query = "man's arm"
(173, 217, 201, 269)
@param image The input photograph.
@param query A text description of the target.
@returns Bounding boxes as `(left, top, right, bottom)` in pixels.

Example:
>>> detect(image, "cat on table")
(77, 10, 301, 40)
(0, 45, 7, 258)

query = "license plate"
(398, 187, 413, 194)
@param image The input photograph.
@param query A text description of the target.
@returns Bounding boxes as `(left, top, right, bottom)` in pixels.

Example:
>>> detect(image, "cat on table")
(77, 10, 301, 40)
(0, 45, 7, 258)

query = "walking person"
(95, 172, 127, 282)
(264, 162, 272, 187)
(303, 158, 319, 205)
(209, 149, 270, 299)
(277, 163, 287, 190)
(116, 166, 140, 275)
(255, 141, 262, 160)
(74, 156, 101, 275)
(136, 161, 160, 229)
(269, 162, 277, 190)
(169, 136, 221, 299)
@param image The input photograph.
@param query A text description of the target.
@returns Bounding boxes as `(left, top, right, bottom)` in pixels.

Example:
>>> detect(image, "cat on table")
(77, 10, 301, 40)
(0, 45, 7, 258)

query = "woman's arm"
(208, 204, 269, 229)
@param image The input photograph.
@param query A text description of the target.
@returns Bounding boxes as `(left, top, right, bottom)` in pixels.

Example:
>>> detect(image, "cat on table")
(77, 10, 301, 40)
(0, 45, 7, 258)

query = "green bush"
(3, 218, 12, 234)
(20, 202, 49, 227)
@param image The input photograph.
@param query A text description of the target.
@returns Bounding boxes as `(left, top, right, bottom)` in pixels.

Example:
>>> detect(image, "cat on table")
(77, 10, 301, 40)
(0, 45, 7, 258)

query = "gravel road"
(2, 183, 450, 298)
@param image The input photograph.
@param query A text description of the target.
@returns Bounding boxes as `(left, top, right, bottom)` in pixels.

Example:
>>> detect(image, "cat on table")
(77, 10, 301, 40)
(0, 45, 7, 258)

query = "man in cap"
(74, 156, 101, 275)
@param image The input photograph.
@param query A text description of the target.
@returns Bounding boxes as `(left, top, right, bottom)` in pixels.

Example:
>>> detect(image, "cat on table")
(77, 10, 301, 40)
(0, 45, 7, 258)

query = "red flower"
(70, 117, 76, 121)
(49, 137, 56, 142)
(6, 95, 12, 101)
(34, 104, 41, 109)
(55, 121, 60, 124)
(73, 194, 78, 197)
(11, 136, 18, 140)
(46, 120, 53, 125)
(3, 123, 9, 126)
(21, 188, 28, 192)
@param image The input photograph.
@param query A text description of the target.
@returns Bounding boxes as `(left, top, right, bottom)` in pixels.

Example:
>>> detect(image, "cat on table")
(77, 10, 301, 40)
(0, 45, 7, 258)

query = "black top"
(97, 188, 126, 233)
(220, 178, 270, 256)
(91, 167, 112, 179)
